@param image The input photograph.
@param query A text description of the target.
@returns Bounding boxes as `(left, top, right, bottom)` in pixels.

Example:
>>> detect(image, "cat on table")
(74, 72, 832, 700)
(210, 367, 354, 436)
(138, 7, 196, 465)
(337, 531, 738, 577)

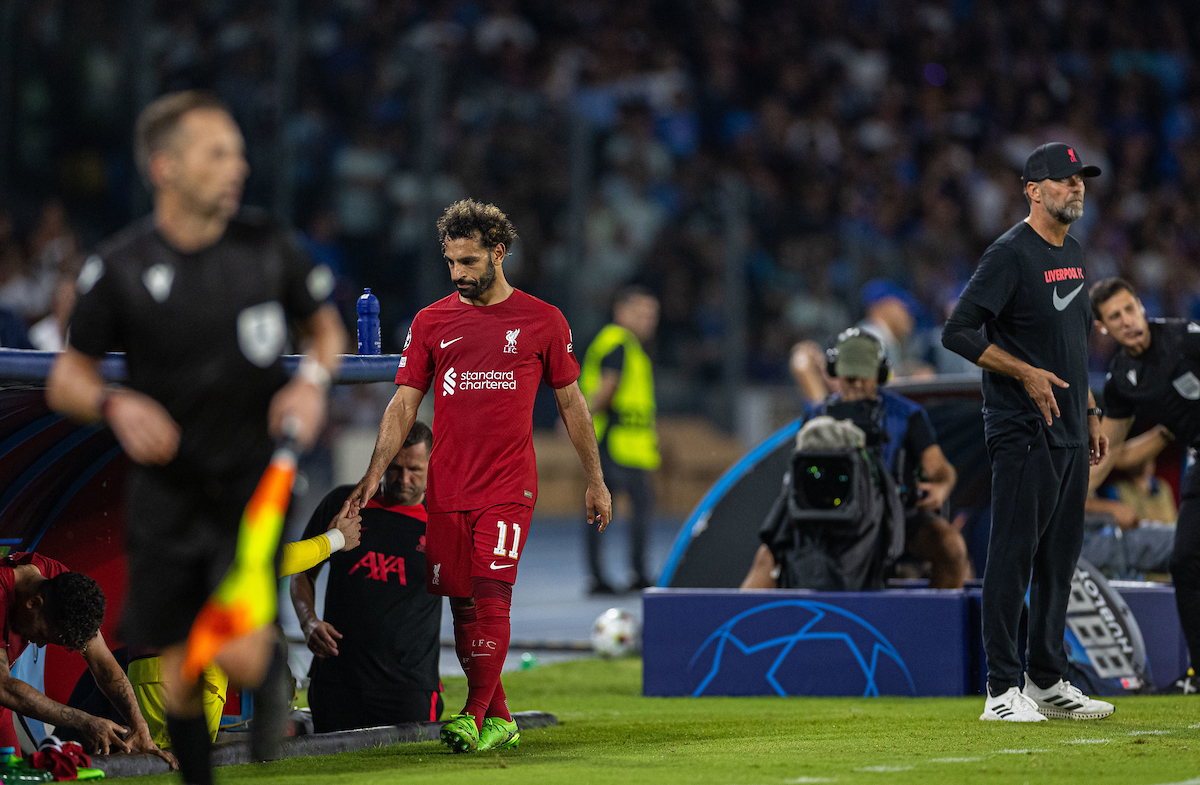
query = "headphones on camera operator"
(821, 329, 891, 451)
(824, 327, 891, 386)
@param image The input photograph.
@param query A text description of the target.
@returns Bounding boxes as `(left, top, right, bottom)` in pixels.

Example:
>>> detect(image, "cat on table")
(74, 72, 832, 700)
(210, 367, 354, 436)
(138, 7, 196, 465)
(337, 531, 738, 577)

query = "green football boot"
(439, 714, 480, 753)
(478, 717, 520, 751)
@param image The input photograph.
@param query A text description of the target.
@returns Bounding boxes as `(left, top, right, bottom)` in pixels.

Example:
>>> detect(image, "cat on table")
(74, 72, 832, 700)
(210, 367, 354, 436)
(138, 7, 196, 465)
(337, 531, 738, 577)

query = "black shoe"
(588, 579, 617, 595)
(1159, 668, 1198, 695)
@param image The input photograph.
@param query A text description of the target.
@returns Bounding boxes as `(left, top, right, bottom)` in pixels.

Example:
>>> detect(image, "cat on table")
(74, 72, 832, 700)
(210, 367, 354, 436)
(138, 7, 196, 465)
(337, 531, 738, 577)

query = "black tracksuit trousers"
(1171, 459, 1200, 673)
(983, 420, 1087, 695)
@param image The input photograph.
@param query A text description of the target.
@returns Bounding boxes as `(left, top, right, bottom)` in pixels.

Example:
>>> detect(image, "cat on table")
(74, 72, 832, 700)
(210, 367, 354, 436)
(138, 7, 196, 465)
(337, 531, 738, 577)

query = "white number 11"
(493, 520, 521, 559)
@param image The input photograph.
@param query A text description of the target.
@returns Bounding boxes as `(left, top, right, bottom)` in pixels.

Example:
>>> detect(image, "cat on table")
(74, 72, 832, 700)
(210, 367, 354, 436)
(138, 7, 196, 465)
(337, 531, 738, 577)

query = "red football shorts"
(425, 503, 532, 597)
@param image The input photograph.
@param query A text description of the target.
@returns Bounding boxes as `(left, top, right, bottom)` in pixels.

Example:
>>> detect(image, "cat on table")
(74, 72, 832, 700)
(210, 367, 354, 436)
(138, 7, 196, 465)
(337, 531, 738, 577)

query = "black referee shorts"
(308, 681, 444, 732)
(122, 465, 267, 648)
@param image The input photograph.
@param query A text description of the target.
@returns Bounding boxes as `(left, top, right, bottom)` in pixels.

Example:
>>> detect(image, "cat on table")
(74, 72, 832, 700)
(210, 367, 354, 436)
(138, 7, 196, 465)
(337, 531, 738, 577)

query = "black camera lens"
(794, 456, 853, 509)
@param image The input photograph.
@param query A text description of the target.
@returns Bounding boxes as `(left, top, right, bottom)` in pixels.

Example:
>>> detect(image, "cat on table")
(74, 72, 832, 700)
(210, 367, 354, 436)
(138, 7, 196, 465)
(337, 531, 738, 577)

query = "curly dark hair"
(436, 199, 517, 251)
(40, 572, 106, 652)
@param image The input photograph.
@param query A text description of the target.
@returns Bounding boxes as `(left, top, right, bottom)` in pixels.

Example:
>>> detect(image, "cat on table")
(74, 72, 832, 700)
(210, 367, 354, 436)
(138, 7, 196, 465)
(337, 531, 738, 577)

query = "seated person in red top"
(291, 421, 443, 732)
(0, 553, 171, 764)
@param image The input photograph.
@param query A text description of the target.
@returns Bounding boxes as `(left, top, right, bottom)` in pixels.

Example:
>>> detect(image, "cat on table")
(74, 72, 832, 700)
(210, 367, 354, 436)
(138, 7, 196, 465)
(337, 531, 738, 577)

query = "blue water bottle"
(356, 288, 381, 355)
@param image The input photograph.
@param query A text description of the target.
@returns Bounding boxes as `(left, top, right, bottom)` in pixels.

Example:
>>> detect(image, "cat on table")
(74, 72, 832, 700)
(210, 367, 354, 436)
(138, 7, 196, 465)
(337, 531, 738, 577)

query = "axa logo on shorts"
(443, 368, 517, 394)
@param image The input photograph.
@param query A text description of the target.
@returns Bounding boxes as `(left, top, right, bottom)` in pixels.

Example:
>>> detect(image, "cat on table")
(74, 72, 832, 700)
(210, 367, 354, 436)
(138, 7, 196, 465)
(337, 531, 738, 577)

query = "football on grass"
(591, 608, 640, 658)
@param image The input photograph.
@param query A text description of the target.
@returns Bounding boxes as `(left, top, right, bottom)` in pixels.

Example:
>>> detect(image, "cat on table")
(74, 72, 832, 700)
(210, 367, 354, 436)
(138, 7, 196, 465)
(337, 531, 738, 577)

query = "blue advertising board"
(643, 589, 969, 697)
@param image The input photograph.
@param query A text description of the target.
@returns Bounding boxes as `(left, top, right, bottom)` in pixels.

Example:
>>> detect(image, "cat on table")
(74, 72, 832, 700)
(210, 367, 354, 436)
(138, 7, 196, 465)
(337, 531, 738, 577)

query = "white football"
(591, 608, 641, 658)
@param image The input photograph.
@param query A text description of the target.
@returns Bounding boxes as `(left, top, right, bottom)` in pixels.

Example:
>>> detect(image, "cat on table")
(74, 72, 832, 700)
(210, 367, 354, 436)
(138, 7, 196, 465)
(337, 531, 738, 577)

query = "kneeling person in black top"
(1089, 278, 1200, 694)
(291, 421, 443, 730)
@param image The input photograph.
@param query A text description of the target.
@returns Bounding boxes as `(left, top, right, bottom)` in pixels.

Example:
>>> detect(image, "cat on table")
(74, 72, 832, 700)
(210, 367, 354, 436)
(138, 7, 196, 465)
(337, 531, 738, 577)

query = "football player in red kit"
(349, 199, 612, 753)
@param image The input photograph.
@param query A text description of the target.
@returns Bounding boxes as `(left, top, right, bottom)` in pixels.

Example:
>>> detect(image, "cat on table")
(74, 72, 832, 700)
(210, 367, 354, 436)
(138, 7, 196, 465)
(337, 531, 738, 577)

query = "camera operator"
(744, 329, 967, 589)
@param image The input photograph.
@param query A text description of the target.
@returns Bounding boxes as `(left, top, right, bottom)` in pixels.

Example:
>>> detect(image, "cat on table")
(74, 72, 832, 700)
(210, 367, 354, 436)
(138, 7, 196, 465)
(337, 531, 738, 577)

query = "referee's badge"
(142, 263, 175, 303)
(1173, 372, 1200, 401)
(77, 255, 104, 295)
(237, 301, 286, 368)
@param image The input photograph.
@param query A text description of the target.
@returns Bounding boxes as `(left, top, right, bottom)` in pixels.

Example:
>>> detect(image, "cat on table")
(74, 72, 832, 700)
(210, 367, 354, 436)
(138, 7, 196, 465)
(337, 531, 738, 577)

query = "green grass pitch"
(137, 658, 1198, 784)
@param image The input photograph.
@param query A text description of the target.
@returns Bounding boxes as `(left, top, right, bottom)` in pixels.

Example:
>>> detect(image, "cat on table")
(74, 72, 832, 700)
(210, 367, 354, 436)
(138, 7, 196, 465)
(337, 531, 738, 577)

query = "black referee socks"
(250, 636, 292, 762)
(165, 713, 211, 785)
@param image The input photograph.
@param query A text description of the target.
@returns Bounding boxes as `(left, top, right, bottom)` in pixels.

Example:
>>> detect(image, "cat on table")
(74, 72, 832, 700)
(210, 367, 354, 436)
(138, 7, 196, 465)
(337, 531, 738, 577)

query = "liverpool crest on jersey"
(504, 328, 520, 354)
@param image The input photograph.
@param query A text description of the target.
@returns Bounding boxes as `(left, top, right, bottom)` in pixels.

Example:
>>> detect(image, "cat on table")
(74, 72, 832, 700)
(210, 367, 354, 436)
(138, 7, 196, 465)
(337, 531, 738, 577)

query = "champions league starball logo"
(687, 600, 915, 698)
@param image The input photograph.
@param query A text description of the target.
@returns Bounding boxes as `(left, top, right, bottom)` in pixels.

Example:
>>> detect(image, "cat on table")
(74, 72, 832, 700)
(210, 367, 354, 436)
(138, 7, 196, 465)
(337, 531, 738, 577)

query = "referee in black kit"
(47, 91, 346, 784)
(942, 142, 1114, 722)
(1089, 278, 1200, 694)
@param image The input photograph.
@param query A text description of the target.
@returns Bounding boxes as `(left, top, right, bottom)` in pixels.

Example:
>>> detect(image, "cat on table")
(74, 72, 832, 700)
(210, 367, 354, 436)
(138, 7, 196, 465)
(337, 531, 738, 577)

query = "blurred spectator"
(6, 0, 1200, 390)
(858, 280, 935, 380)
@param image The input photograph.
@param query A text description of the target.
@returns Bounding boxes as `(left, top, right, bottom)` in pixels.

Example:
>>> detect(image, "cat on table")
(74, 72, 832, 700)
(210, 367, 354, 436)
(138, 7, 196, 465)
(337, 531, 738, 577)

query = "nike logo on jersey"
(489, 561, 515, 570)
(441, 336, 464, 348)
(1053, 282, 1084, 311)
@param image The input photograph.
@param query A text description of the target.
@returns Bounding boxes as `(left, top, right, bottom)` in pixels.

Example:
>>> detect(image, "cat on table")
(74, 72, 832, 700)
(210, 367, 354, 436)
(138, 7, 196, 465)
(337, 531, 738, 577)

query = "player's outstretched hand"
(329, 498, 362, 550)
(126, 726, 177, 769)
(106, 390, 181, 465)
(586, 480, 613, 533)
(347, 473, 381, 515)
(304, 620, 342, 658)
(1020, 367, 1068, 425)
(79, 715, 132, 756)
(269, 378, 327, 450)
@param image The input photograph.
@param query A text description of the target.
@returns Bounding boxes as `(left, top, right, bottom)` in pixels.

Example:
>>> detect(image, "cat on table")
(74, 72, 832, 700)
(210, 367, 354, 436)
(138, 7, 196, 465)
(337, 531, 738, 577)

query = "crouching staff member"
(292, 421, 443, 731)
(1089, 277, 1200, 694)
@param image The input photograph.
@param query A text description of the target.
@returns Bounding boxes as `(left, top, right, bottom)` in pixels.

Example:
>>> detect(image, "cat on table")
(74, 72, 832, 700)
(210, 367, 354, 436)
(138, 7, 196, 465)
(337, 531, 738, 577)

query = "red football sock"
(451, 601, 478, 681)
(462, 577, 512, 732)
(488, 679, 512, 723)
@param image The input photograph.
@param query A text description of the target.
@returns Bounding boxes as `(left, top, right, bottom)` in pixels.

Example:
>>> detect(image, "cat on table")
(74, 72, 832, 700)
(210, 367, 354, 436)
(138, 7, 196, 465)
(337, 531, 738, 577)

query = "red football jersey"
(395, 289, 579, 512)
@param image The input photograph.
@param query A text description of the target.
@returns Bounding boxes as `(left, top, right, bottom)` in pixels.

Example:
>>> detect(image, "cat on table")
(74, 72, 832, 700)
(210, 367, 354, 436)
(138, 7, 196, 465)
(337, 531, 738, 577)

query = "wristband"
(1086, 407, 1103, 419)
(323, 528, 346, 552)
(297, 357, 332, 391)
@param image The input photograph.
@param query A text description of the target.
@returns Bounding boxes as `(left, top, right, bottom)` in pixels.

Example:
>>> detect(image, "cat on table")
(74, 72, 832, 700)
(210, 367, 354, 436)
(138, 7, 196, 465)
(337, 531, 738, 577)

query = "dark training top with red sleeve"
(395, 289, 579, 512)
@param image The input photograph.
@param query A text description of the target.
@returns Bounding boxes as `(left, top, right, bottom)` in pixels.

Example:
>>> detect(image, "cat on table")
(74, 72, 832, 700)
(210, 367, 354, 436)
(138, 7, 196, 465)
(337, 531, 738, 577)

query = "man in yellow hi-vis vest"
(579, 287, 661, 593)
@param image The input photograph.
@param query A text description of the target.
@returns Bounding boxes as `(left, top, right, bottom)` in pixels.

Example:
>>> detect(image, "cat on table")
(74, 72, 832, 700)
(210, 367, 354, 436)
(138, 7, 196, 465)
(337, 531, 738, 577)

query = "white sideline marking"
(930, 757, 982, 763)
(1142, 778, 1200, 785)
(1062, 739, 1110, 744)
(995, 749, 1049, 754)
(784, 778, 835, 784)
(855, 766, 913, 773)
(1128, 730, 1171, 735)
(1190, 723, 1200, 729)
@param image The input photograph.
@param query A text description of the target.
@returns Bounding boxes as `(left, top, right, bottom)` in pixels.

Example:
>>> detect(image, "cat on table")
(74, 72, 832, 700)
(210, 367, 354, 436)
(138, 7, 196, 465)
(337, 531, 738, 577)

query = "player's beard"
(456, 263, 496, 300)
(1048, 196, 1084, 225)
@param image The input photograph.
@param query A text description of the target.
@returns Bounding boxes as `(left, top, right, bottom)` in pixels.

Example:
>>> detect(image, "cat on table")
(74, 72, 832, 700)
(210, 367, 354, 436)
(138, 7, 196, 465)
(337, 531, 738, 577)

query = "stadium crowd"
(3, 0, 1200, 391)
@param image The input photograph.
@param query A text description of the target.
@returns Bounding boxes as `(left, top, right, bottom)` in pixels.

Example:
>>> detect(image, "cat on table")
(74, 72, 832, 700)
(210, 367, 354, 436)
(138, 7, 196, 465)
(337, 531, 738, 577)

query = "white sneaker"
(980, 686, 1048, 722)
(1022, 675, 1115, 720)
